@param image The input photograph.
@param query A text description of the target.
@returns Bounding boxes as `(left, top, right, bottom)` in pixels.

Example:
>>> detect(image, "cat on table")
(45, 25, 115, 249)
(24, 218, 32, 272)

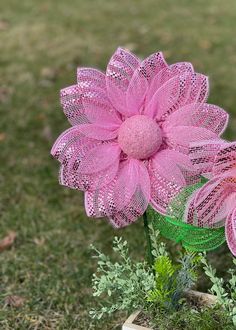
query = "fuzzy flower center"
(118, 115, 162, 159)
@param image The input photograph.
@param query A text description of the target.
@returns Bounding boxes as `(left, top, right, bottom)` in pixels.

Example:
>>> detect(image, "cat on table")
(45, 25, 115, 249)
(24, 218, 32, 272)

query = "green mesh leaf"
(147, 178, 226, 252)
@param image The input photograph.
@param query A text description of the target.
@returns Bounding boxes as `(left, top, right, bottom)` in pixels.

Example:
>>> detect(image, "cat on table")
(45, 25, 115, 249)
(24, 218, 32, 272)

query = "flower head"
(186, 141, 236, 255)
(51, 48, 228, 228)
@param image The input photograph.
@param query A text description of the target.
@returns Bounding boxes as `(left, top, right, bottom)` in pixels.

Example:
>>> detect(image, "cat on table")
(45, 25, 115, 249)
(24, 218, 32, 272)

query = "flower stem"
(143, 211, 154, 267)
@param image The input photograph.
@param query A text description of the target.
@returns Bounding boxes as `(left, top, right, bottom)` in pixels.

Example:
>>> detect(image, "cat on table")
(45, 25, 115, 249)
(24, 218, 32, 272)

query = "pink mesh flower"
(186, 141, 236, 255)
(51, 48, 228, 228)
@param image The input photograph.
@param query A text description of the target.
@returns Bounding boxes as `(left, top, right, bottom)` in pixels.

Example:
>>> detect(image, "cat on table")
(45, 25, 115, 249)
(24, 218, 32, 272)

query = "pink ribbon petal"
(164, 126, 217, 154)
(149, 149, 199, 214)
(163, 103, 229, 136)
(145, 72, 209, 120)
(106, 47, 140, 115)
(193, 175, 236, 227)
(189, 139, 226, 174)
(213, 142, 236, 176)
(85, 159, 150, 227)
(78, 143, 121, 174)
(226, 209, 236, 256)
(77, 124, 119, 141)
(145, 62, 194, 105)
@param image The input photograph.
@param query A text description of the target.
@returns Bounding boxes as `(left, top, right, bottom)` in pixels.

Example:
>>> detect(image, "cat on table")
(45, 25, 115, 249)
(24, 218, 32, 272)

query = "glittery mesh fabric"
(185, 142, 236, 255)
(61, 68, 122, 128)
(162, 104, 228, 154)
(51, 127, 121, 191)
(226, 208, 236, 255)
(51, 47, 229, 229)
(189, 139, 226, 175)
(185, 175, 236, 228)
(186, 143, 236, 230)
(212, 142, 236, 175)
(106, 49, 167, 116)
(148, 149, 200, 214)
(85, 159, 151, 228)
(144, 72, 209, 120)
(147, 178, 226, 252)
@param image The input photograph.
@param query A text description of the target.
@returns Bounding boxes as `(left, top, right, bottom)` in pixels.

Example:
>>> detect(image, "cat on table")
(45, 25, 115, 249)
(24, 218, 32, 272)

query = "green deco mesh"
(147, 180, 226, 252)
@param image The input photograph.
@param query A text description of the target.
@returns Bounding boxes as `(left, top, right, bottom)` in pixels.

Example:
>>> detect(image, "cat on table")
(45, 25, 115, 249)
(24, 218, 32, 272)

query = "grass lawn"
(1, 0, 236, 328)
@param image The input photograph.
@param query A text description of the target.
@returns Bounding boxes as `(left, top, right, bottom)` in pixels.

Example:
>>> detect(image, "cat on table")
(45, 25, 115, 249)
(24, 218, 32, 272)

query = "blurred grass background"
(1, 0, 236, 329)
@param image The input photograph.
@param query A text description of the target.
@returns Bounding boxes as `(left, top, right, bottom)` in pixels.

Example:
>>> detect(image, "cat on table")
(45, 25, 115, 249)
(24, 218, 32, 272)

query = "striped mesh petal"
(212, 142, 236, 176)
(51, 127, 120, 191)
(85, 159, 150, 227)
(106, 48, 167, 117)
(163, 103, 228, 136)
(226, 208, 236, 256)
(51, 126, 98, 163)
(189, 139, 226, 174)
(188, 175, 236, 228)
(61, 68, 121, 126)
(149, 149, 199, 214)
(164, 126, 217, 154)
(145, 72, 209, 120)
(106, 47, 141, 115)
(146, 62, 194, 104)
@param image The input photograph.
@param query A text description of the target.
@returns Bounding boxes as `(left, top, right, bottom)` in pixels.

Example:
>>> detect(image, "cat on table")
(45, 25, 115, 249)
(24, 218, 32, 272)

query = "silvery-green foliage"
(89, 227, 201, 321)
(201, 254, 236, 326)
(89, 236, 155, 320)
(176, 253, 200, 292)
(89, 220, 234, 325)
(147, 224, 168, 259)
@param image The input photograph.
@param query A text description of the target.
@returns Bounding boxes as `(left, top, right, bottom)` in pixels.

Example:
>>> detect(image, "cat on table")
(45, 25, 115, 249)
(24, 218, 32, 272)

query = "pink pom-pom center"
(118, 115, 162, 159)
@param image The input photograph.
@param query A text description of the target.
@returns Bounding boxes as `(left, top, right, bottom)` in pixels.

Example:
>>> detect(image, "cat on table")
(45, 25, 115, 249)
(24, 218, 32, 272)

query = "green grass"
(0, 0, 236, 328)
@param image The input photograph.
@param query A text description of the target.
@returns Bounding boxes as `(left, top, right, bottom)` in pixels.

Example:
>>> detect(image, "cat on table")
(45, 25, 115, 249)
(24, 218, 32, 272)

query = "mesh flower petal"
(138, 51, 168, 82)
(226, 209, 236, 256)
(60, 85, 89, 125)
(189, 139, 226, 174)
(149, 149, 199, 214)
(163, 103, 229, 136)
(145, 72, 209, 119)
(108, 188, 150, 228)
(164, 126, 218, 154)
(187, 175, 236, 228)
(77, 143, 121, 174)
(106, 47, 141, 115)
(106, 49, 167, 117)
(51, 127, 120, 191)
(126, 68, 148, 116)
(185, 142, 236, 253)
(59, 142, 120, 191)
(76, 124, 119, 141)
(146, 62, 194, 104)
(52, 48, 229, 229)
(60, 160, 119, 192)
(51, 126, 99, 163)
(61, 68, 121, 127)
(212, 142, 236, 176)
(77, 68, 122, 126)
(85, 159, 150, 227)
(125, 52, 168, 116)
(162, 103, 228, 154)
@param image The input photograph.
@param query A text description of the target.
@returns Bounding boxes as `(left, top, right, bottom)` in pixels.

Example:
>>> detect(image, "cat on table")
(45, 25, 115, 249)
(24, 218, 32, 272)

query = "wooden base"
(122, 290, 217, 330)
(122, 311, 151, 330)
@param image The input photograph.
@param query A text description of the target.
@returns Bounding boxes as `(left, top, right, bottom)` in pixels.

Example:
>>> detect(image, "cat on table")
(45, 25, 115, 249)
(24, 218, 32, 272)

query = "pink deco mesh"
(51, 47, 229, 228)
(186, 142, 236, 255)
